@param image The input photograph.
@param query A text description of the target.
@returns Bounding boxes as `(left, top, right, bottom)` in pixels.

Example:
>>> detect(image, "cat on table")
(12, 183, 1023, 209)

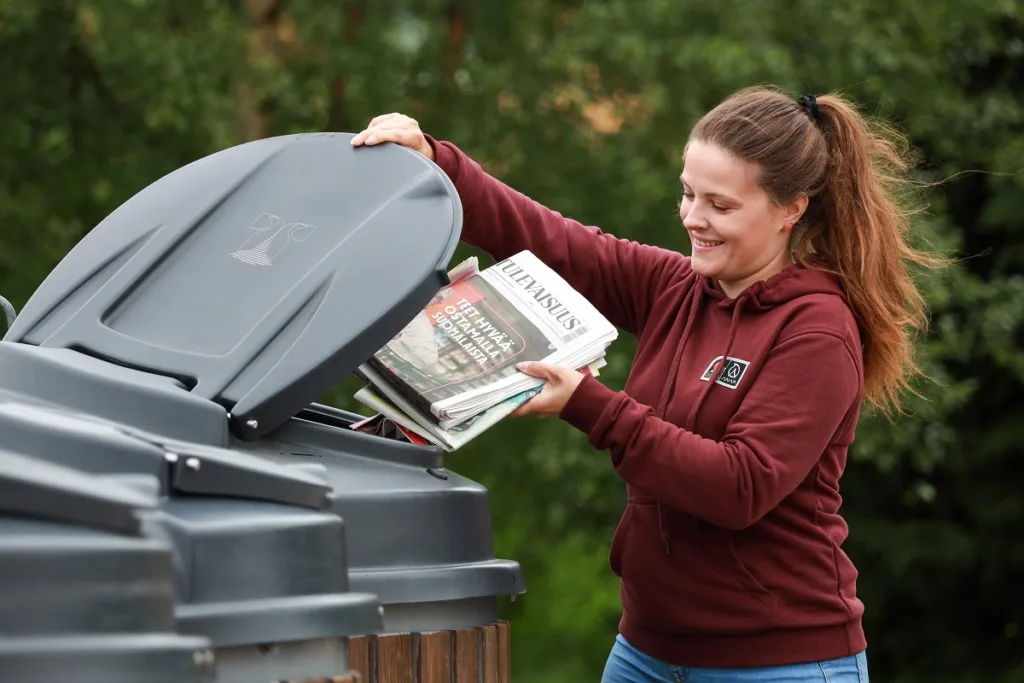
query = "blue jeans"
(601, 634, 869, 683)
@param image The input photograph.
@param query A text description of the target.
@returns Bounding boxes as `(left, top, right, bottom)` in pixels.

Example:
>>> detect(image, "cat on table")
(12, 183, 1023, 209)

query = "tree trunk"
(326, 0, 367, 133)
(442, 2, 469, 88)
(236, 0, 282, 142)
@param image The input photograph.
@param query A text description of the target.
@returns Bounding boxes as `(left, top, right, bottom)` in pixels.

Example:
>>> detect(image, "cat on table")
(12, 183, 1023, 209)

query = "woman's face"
(678, 140, 805, 298)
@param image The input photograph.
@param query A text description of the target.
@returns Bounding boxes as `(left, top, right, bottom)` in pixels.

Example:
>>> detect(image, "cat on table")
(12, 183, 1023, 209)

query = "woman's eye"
(713, 203, 729, 212)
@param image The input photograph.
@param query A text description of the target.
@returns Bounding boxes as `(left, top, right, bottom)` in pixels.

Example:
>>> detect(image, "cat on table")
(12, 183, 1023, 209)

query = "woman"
(352, 86, 941, 682)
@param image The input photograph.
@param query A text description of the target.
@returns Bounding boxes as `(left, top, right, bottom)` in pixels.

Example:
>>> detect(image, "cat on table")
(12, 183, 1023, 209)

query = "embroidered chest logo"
(700, 356, 750, 390)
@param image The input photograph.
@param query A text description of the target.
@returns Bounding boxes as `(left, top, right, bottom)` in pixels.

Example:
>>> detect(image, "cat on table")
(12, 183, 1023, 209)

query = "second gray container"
(0, 450, 215, 683)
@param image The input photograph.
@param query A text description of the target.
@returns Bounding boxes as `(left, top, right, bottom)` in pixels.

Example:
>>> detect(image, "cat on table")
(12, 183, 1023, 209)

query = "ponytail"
(795, 95, 947, 415)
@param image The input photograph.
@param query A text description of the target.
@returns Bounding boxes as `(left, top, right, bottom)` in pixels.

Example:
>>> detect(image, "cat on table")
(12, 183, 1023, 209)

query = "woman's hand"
(510, 361, 586, 418)
(351, 113, 434, 161)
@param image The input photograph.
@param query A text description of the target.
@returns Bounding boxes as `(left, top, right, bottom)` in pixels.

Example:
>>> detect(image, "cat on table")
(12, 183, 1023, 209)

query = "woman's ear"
(782, 195, 809, 230)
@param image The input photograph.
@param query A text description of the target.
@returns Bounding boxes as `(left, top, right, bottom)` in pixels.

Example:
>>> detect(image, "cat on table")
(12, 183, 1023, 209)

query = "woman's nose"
(681, 204, 707, 231)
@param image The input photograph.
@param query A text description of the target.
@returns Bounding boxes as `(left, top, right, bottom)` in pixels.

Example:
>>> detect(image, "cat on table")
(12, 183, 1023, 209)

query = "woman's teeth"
(695, 237, 723, 248)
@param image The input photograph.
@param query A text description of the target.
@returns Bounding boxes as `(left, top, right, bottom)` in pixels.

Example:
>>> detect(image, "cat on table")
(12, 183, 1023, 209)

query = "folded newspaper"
(351, 250, 618, 451)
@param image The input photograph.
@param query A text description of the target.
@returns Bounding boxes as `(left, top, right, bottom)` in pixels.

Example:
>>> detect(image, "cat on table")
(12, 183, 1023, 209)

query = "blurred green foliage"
(1, 1, 1022, 681)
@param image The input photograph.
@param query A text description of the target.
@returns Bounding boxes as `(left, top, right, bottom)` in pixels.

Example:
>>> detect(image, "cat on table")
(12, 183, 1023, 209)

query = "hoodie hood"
(700, 259, 851, 312)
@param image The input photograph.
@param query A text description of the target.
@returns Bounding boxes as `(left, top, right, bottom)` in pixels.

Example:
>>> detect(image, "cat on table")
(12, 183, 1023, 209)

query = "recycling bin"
(0, 358, 383, 683)
(1, 131, 524, 683)
(0, 449, 215, 683)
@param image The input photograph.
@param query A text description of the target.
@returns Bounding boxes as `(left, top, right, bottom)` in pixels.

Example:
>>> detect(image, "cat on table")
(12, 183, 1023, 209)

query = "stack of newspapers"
(351, 250, 618, 451)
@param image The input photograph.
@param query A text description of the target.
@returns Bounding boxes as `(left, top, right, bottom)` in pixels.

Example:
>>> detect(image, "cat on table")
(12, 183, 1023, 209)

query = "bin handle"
(0, 295, 17, 333)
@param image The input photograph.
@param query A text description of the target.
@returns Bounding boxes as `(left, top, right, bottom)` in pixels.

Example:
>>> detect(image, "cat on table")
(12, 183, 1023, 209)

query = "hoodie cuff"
(424, 134, 461, 184)
(560, 374, 619, 436)
(423, 134, 487, 217)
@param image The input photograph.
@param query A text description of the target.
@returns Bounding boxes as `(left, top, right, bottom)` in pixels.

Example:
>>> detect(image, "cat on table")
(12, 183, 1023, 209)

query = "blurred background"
(1, 2, 1022, 682)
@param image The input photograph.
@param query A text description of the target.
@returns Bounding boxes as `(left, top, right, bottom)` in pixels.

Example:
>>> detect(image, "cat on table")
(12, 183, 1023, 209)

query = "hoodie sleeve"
(425, 135, 688, 336)
(559, 329, 863, 530)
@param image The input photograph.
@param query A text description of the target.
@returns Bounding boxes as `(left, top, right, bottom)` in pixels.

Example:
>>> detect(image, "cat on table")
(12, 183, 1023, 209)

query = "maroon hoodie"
(427, 136, 868, 667)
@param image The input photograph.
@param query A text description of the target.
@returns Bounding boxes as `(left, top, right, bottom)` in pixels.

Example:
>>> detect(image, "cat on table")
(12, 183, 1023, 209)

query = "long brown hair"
(689, 85, 947, 416)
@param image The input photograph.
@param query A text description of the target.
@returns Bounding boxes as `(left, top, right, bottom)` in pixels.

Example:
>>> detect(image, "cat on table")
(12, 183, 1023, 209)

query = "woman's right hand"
(350, 113, 434, 162)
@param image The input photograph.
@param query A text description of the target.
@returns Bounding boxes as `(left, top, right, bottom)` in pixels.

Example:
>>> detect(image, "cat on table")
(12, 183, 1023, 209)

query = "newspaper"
(351, 250, 617, 450)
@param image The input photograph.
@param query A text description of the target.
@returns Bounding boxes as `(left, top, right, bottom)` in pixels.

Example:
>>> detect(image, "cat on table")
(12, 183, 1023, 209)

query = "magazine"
(350, 250, 617, 451)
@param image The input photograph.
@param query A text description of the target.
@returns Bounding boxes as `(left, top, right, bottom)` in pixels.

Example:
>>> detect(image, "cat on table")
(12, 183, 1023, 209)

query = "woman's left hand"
(510, 361, 586, 418)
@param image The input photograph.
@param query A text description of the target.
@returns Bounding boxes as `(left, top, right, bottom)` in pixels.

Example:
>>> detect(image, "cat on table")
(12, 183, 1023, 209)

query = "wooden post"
(336, 620, 511, 683)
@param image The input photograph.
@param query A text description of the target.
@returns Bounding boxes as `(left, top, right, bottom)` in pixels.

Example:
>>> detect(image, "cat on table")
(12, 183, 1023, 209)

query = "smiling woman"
(350, 84, 946, 683)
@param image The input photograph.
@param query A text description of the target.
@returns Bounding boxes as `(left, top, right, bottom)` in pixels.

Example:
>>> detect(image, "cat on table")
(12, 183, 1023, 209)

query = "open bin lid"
(5, 133, 462, 440)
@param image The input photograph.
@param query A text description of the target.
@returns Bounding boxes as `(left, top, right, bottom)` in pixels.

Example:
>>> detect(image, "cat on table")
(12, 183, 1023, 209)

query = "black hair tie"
(797, 94, 819, 121)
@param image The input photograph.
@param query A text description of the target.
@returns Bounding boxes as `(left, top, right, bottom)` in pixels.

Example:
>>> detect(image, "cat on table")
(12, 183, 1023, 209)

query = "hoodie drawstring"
(650, 284, 703, 555)
(655, 291, 748, 555)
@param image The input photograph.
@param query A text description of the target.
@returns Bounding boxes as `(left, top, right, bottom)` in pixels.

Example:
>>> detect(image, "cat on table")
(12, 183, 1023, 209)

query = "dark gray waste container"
(0, 366, 383, 683)
(0, 450, 215, 683)
(2, 132, 524, 682)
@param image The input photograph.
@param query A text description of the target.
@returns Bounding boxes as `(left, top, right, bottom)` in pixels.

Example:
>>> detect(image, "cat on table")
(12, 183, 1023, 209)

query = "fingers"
(368, 112, 415, 129)
(351, 113, 433, 160)
(516, 361, 558, 380)
(367, 113, 398, 128)
(510, 363, 561, 418)
(508, 403, 529, 418)
(352, 127, 422, 149)
(509, 390, 554, 419)
(352, 113, 419, 146)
